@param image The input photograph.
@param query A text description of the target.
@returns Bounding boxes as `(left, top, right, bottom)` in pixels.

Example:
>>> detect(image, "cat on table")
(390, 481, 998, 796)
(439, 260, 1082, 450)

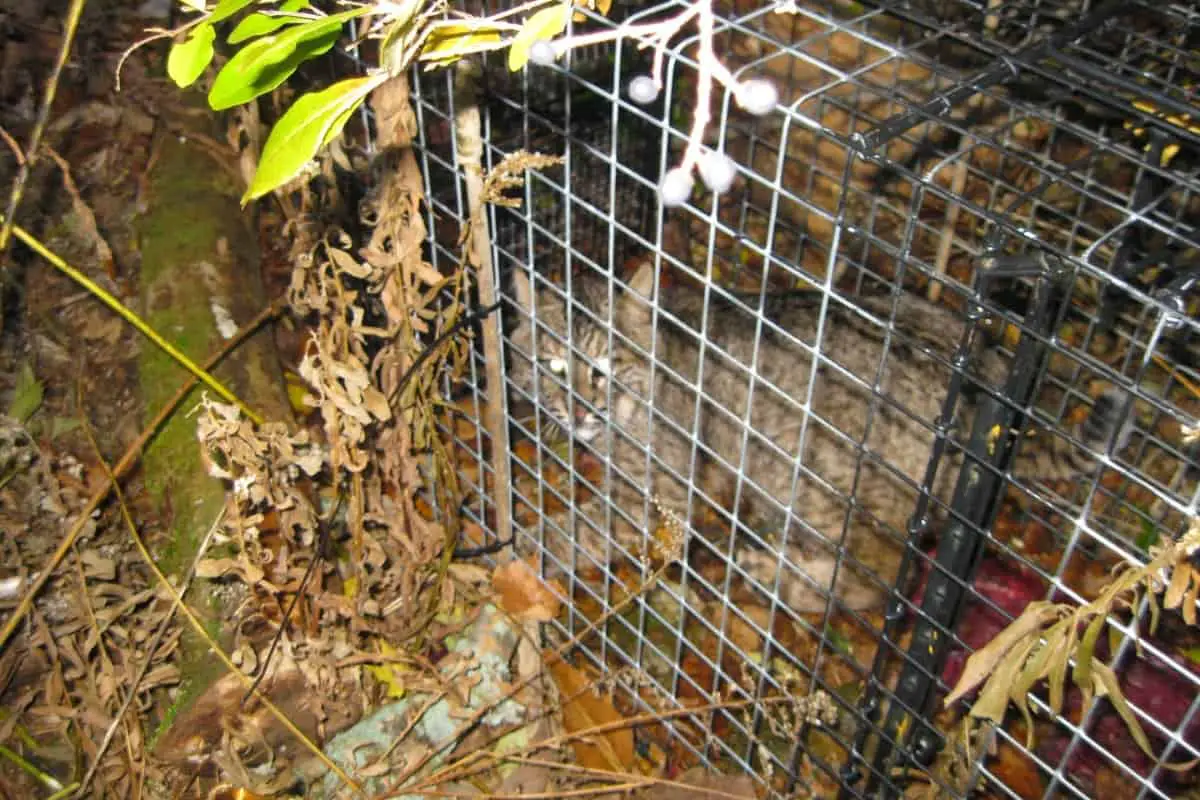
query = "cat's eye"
(546, 357, 568, 375)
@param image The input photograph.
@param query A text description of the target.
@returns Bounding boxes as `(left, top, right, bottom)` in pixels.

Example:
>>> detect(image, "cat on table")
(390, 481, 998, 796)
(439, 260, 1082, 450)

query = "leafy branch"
(945, 520, 1200, 765)
(158, 0, 783, 205)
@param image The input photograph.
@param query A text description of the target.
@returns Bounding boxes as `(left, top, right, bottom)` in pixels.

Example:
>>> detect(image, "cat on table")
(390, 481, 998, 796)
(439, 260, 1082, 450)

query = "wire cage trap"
(405, 0, 1200, 798)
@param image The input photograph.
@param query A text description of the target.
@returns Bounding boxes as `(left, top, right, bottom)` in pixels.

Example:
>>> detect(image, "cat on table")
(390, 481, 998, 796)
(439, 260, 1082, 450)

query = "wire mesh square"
(403, 1, 1200, 797)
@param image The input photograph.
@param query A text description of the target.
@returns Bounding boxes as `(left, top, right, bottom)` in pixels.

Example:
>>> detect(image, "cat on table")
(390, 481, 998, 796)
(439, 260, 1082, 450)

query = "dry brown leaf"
(206, 785, 272, 800)
(495, 760, 554, 795)
(944, 601, 1062, 707)
(725, 614, 763, 655)
(1012, 624, 1069, 746)
(1091, 663, 1156, 762)
(986, 740, 1046, 799)
(327, 247, 372, 278)
(493, 558, 563, 623)
(970, 636, 1039, 724)
(545, 653, 635, 773)
(1070, 612, 1104, 698)
(79, 550, 117, 581)
(195, 556, 266, 585)
(1164, 561, 1191, 609)
(448, 562, 492, 586)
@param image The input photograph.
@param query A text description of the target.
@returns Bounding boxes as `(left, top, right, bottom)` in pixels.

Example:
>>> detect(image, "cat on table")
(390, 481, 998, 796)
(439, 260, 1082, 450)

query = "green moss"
(135, 139, 240, 524)
(133, 135, 249, 745)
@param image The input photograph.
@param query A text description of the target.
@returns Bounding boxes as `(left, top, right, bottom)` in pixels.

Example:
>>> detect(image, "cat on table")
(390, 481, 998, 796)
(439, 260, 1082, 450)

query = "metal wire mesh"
(402, 1, 1200, 798)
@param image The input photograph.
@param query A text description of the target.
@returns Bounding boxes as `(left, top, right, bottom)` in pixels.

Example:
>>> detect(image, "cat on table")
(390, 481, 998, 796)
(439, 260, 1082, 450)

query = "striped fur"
(507, 264, 1131, 614)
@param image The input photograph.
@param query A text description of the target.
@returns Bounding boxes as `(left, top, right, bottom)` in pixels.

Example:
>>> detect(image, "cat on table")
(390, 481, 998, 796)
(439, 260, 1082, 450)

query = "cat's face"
(507, 266, 655, 444)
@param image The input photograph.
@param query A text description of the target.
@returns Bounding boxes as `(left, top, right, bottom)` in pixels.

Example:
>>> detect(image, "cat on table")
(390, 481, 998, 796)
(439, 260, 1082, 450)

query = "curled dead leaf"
(195, 557, 266, 585)
(545, 652, 635, 773)
(493, 558, 563, 623)
(944, 601, 1062, 708)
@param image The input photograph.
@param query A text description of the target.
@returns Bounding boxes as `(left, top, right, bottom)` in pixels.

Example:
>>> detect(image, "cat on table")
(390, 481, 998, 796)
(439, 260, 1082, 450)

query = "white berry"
(529, 40, 557, 66)
(698, 152, 738, 194)
(736, 78, 779, 116)
(628, 75, 659, 104)
(659, 167, 694, 207)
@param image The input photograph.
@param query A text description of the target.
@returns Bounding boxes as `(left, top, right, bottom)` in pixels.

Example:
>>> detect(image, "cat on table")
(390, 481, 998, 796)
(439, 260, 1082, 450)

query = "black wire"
(242, 491, 345, 706)
(387, 299, 503, 408)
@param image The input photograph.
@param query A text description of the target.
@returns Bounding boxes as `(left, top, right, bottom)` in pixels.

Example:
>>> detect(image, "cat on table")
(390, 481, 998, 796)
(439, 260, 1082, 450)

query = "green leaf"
(244, 74, 383, 202)
(166, 23, 216, 88)
(49, 417, 81, 440)
(228, 0, 310, 44)
(420, 23, 505, 70)
(507, 4, 570, 71)
(827, 628, 853, 656)
(207, 0, 257, 25)
(208, 7, 369, 111)
(9, 363, 43, 423)
(1135, 519, 1159, 552)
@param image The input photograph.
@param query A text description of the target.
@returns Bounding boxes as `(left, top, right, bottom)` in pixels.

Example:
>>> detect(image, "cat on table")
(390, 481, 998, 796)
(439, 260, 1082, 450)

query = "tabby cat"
(506, 263, 1128, 613)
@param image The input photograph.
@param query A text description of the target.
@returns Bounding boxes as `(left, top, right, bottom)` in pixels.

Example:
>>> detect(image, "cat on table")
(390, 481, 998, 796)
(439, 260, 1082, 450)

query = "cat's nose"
(573, 405, 589, 423)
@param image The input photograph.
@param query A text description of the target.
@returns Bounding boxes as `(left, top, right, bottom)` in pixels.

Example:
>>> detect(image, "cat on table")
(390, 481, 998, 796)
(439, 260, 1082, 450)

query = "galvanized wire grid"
(385, 0, 1200, 798)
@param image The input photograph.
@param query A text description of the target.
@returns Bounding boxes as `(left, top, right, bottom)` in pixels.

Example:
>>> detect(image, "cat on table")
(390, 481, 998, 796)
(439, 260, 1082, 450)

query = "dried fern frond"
(945, 521, 1200, 765)
(481, 151, 566, 208)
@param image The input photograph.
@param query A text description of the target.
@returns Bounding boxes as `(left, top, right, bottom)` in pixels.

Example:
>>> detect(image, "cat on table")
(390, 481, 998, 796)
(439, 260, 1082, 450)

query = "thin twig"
(74, 470, 225, 796)
(0, 295, 284, 652)
(0, 742, 65, 793)
(0, 0, 87, 257)
(64, 453, 141, 794)
(0, 219, 263, 423)
(82, 398, 365, 796)
(411, 781, 652, 798)
(0, 126, 26, 165)
(412, 693, 791, 792)
(41, 145, 117, 278)
(928, 158, 970, 302)
(363, 685, 455, 776)
(500, 754, 757, 800)
(379, 556, 680, 796)
(115, 28, 182, 92)
(242, 492, 344, 705)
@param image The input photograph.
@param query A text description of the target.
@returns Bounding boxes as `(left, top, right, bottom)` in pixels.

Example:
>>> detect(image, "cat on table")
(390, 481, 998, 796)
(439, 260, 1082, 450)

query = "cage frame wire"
(816, 9, 1200, 800)
(842, 251, 1078, 796)
(820, 5, 1200, 798)
(496, 3, 1200, 796)
(334, 0, 1200, 797)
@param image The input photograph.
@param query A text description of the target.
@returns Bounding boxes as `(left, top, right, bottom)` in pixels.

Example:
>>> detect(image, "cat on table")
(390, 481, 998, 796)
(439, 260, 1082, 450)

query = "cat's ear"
(509, 267, 535, 350)
(625, 262, 656, 301)
(511, 267, 534, 313)
(618, 263, 655, 345)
